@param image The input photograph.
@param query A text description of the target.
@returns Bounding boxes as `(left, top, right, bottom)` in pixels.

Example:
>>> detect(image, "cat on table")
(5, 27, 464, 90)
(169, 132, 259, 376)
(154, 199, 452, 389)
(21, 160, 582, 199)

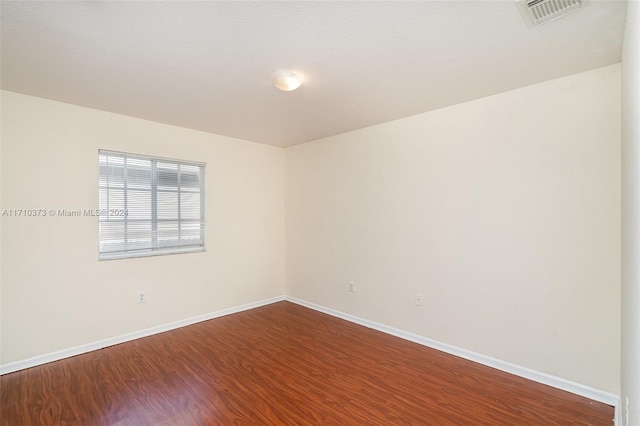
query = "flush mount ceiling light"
(272, 71, 302, 92)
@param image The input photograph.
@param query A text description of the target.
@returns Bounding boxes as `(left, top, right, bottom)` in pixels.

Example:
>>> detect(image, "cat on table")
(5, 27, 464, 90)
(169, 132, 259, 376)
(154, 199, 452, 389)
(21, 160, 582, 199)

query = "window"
(98, 150, 205, 260)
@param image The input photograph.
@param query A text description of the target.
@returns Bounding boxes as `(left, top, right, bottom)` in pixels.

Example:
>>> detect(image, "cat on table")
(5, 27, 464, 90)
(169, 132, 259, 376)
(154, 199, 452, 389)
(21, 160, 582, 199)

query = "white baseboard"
(0, 296, 285, 375)
(1, 294, 621, 424)
(285, 296, 620, 412)
(614, 398, 622, 426)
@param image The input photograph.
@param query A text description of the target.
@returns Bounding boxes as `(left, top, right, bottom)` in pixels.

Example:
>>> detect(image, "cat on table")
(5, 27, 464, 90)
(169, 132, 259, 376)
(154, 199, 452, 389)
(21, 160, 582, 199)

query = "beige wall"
(286, 65, 621, 394)
(1, 64, 622, 397)
(622, 0, 640, 423)
(0, 91, 4, 362)
(0, 91, 285, 364)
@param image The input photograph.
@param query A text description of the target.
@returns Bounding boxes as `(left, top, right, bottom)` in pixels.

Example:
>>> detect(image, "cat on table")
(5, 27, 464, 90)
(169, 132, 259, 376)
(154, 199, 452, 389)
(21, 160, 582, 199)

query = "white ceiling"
(1, 1, 628, 147)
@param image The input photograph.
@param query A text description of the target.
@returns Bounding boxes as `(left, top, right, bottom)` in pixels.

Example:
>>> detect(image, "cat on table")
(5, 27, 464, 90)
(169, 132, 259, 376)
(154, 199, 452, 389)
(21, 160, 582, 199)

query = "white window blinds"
(98, 150, 205, 260)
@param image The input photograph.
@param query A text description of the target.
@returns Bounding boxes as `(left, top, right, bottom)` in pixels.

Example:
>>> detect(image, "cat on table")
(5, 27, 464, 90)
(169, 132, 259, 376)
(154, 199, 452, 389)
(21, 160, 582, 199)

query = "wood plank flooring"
(1, 301, 613, 425)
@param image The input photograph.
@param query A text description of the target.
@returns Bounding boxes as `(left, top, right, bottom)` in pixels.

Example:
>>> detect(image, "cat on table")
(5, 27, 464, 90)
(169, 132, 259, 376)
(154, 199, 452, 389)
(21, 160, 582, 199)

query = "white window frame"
(98, 150, 206, 260)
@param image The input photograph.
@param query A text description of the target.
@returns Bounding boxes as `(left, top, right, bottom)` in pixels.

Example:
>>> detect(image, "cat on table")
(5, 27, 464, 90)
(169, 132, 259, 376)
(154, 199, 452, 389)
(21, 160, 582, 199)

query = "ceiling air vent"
(516, 0, 585, 27)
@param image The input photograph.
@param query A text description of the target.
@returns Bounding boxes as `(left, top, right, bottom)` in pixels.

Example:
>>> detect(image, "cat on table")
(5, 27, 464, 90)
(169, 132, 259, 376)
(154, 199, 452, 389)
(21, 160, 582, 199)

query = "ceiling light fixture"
(272, 71, 302, 92)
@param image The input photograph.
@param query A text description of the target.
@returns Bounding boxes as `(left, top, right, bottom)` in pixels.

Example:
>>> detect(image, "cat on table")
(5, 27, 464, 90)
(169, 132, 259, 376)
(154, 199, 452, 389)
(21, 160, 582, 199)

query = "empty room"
(1, 1, 638, 425)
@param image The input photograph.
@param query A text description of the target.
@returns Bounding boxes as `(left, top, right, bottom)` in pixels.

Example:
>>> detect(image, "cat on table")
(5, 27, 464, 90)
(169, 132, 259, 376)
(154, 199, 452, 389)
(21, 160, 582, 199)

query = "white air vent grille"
(517, 0, 584, 27)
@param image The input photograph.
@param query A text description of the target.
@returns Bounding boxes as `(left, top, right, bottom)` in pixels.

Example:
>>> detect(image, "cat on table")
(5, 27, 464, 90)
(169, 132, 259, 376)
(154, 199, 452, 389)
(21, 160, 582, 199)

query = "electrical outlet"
(137, 291, 146, 304)
(414, 293, 424, 306)
(348, 281, 356, 293)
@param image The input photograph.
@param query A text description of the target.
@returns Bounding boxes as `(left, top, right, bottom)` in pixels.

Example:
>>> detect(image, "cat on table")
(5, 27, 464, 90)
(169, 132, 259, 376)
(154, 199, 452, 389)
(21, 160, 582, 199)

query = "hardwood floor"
(1, 301, 613, 425)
